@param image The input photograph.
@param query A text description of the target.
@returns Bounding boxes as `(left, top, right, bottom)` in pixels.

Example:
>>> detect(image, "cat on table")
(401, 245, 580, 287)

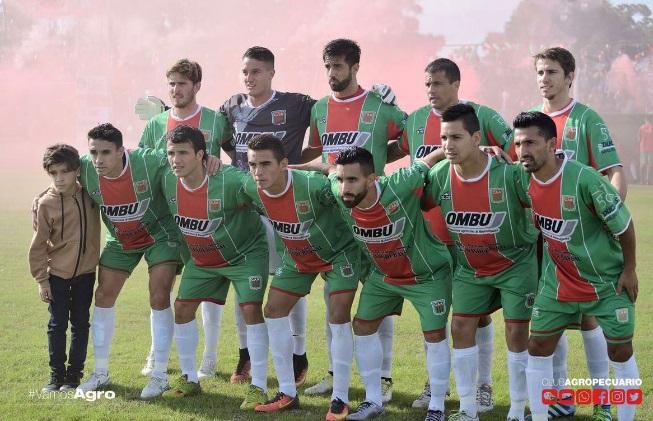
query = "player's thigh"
(265, 270, 313, 318)
(529, 294, 579, 356)
(582, 294, 635, 347)
(225, 249, 268, 323)
(402, 272, 452, 339)
(176, 262, 229, 309)
(323, 251, 360, 322)
(353, 271, 403, 335)
(99, 240, 142, 278)
(496, 248, 539, 323)
(452, 275, 501, 320)
(144, 239, 183, 278)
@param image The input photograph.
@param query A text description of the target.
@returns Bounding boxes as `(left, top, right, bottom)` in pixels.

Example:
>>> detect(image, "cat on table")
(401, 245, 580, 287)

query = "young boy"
(29, 144, 101, 392)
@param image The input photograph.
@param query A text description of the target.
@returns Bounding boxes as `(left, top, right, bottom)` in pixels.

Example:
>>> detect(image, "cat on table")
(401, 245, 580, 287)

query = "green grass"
(1, 177, 651, 420)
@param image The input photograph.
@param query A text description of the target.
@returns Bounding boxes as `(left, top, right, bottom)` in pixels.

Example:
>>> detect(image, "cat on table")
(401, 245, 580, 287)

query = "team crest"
(209, 199, 222, 212)
(361, 111, 375, 124)
(615, 308, 629, 323)
(271, 110, 287, 125)
(296, 200, 311, 214)
(341, 264, 354, 278)
(565, 127, 577, 140)
(431, 299, 446, 315)
(386, 200, 400, 215)
(200, 130, 210, 141)
(134, 180, 148, 193)
(168, 197, 176, 204)
(562, 195, 576, 211)
(249, 276, 263, 290)
(491, 188, 504, 203)
(417, 127, 425, 134)
(525, 293, 535, 309)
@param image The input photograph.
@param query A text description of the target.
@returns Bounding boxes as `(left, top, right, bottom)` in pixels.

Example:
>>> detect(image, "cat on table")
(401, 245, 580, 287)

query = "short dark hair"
(166, 125, 207, 160)
(243, 46, 275, 67)
(533, 47, 575, 76)
(166, 58, 202, 84)
(513, 111, 557, 141)
(42, 144, 80, 172)
(323, 38, 361, 66)
(247, 133, 285, 162)
(424, 58, 461, 83)
(88, 123, 123, 148)
(334, 147, 374, 176)
(441, 103, 480, 135)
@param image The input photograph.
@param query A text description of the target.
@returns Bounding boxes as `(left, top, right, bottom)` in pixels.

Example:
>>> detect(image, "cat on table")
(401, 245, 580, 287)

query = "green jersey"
(330, 161, 451, 285)
(308, 87, 407, 174)
(80, 149, 177, 251)
(242, 169, 357, 273)
(139, 106, 230, 156)
(518, 157, 631, 301)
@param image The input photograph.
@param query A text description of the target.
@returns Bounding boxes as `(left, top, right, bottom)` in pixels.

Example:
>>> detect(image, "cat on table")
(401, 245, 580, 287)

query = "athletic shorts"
(452, 245, 537, 321)
(640, 151, 653, 166)
(99, 239, 182, 275)
(261, 216, 281, 274)
(530, 293, 635, 344)
(447, 245, 457, 269)
(271, 250, 360, 297)
(176, 247, 269, 306)
(354, 267, 452, 333)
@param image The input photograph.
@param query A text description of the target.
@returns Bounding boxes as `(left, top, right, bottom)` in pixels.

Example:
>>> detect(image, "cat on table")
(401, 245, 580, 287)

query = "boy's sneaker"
(293, 353, 309, 385)
(477, 383, 494, 412)
(162, 374, 200, 398)
(381, 377, 393, 403)
(547, 391, 576, 418)
(425, 410, 445, 421)
(305, 372, 333, 395)
(141, 354, 154, 376)
(326, 398, 349, 420)
(77, 371, 110, 392)
(412, 381, 431, 408)
(240, 384, 268, 410)
(60, 372, 82, 391)
(255, 391, 299, 412)
(449, 410, 480, 421)
(141, 374, 170, 399)
(591, 404, 612, 421)
(231, 348, 251, 384)
(42, 375, 64, 393)
(346, 401, 384, 420)
(197, 357, 216, 380)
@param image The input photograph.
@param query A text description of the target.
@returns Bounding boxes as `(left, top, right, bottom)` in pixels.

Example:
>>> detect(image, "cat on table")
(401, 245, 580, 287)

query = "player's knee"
(94, 287, 116, 307)
(263, 302, 284, 319)
(478, 315, 492, 328)
(608, 342, 633, 363)
(328, 310, 351, 325)
(527, 335, 557, 356)
(424, 329, 446, 343)
(242, 304, 264, 324)
(505, 322, 529, 351)
(451, 316, 476, 339)
(149, 289, 171, 310)
(352, 319, 376, 336)
(173, 301, 196, 324)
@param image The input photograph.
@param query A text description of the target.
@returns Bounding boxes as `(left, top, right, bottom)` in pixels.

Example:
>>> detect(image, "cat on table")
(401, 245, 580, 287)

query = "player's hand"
(371, 84, 397, 105)
(39, 284, 52, 303)
(134, 95, 167, 121)
(481, 146, 513, 164)
(205, 155, 223, 175)
(616, 267, 638, 303)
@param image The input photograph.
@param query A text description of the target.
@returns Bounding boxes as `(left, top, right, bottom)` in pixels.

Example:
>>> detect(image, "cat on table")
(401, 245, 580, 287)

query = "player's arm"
(217, 100, 237, 161)
(386, 140, 407, 163)
(384, 104, 408, 163)
(604, 166, 627, 200)
(290, 161, 334, 175)
(482, 106, 513, 152)
(616, 221, 637, 303)
(586, 110, 627, 199)
(417, 146, 446, 168)
(300, 105, 324, 163)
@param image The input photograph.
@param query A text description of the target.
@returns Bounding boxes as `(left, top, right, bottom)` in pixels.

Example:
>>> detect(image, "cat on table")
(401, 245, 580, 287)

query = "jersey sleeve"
(386, 160, 429, 200)
(298, 95, 317, 130)
(481, 107, 513, 152)
(385, 104, 407, 141)
(308, 104, 323, 150)
(584, 110, 622, 173)
(423, 160, 447, 210)
(212, 111, 232, 156)
(583, 170, 631, 236)
(218, 99, 235, 152)
(511, 164, 532, 207)
(308, 171, 337, 207)
(140, 148, 169, 172)
(397, 113, 412, 155)
(139, 118, 158, 149)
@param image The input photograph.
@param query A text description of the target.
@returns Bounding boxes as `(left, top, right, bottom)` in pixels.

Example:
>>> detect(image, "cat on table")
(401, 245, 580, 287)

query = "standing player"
(424, 104, 537, 421)
(137, 58, 231, 381)
(513, 111, 639, 421)
(161, 125, 270, 409)
(242, 134, 360, 420)
(302, 39, 407, 401)
(396, 58, 513, 410)
(531, 47, 626, 419)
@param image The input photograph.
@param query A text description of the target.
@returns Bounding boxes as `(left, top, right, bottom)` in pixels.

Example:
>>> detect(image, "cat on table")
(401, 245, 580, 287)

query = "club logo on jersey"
(414, 145, 440, 159)
(100, 198, 150, 223)
(417, 127, 425, 134)
(431, 299, 446, 315)
(525, 293, 535, 309)
(320, 131, 371, 153)
(174, 214, 222, 237)
(440, 192, 451, 201)
(168, 197, 176, 204)
(341, 264, 354, 278)
(209, 199, 222, 212)
(565, 127, 577, 140)
(615, 308, 629, 323)
(534, 214, 578, 242)
(249, 276, 263, 290)
(271, 110, 286, 125)
(270, 219, 313, 240)
(296, 201, 311, 214)
(491, 188, 504, 203)
(134, 180, 148, 194)
(233, 130, 287, 153)
(445, 211, 506, 234)
(386, 200, 400, 215)
(352, 217, 405, 243)
(361, 111, 375, 124)
(90, 190, 101, 197)
(562, 195, 576, 211)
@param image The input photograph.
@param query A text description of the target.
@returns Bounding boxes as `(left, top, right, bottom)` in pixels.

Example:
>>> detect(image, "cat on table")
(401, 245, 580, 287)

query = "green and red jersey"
(80, 149, 177, 251)
(139, 105, 230, 156)
(518, 157, 631, 301)
(308, 87, 407, 175)
(241, 169, 357, 273)
(330, 161, 451, 285)
(425, 156, 538, 277)
(531, 100, 621, 173)
(161, 165, 265, 268)
(400, 101, 513, 244)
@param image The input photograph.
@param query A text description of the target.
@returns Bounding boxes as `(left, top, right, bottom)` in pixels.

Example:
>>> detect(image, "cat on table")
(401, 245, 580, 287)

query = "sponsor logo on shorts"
(352, 217, 405, 243)
(535, 214, 578, 242)
(385, 200, 400, 215)
(361, 111, 375, 124)
(320, 131, 371, 153)
(491, 188, 504, 203)
(134, 179, 148, 193)
(174, 214, 222, 237)
(562, 195, 576, 211)
(296, 201, 310, 214)
(249, 275, 263, 290)
(565, 127, 577, 140)
(233, 130, 286, 153)
(341, 264, 354, 278)
(414, 144, 440, 159)
(209, 199, 221, 212)
(270, 219, 313, 240)
(431, 299, 446, 315)
(525, 293, 535, 309)
(445, 211, 506, 234)
(271, 110, 286, 125)
(101, 198, 150, 223)
(615, 308, 629, 323)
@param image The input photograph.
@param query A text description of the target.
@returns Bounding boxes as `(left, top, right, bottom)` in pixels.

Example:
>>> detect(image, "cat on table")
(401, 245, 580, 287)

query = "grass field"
(1, 175, 651, 421)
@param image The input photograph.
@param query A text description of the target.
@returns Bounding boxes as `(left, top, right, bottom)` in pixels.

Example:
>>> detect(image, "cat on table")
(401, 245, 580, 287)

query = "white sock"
(92, 306, 115, 374)
(582, 327, 609, 397)
(266, 317, 296, 397)
(453, 346, 479, 416)
(378, 316, 394, 378)
(201, 301, 223, 360)
(354, 333, 383, 406)
(147, 311, 155, 360)
(324, 285, 333, 373)
(247, 322, 269, 391)
(151, 307, 173, 377)
(552, 333, 568, 391)
(289, 297, 307, 355)
(330, 322, 353, 403)
(175, 319, 199, 383)
(526, 354, 553, 418)
(612, 355, 640, 421)
(426, 339, 450, 411)
(476, 321, 494, 386)
(234, 298, 248, 349)
(507, 350, 528, 419)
